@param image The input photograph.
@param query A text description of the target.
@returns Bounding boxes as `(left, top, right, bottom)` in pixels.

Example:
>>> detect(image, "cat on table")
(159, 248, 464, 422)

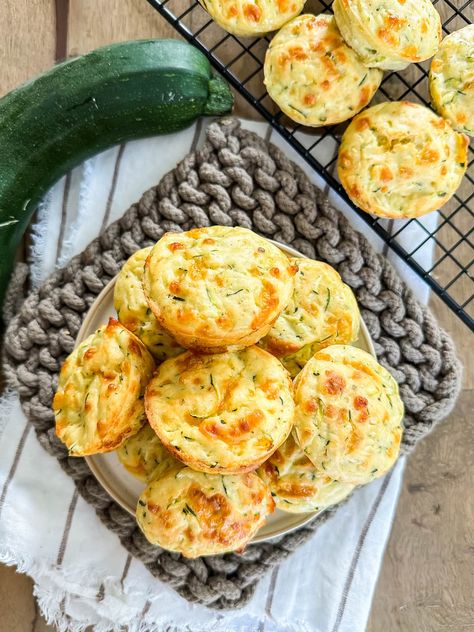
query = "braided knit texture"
(2, 118, 462, 609)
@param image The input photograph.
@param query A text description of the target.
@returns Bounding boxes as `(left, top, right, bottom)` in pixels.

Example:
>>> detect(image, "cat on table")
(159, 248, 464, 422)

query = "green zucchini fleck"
(289, 104, 307, 118)
(317, 334, 333, 344)
(183, 503, 197, 518)
(325, 288, 331, 311)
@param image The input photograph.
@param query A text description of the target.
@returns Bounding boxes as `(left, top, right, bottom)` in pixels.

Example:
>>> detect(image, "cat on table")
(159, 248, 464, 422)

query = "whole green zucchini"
(0, 39, 233, 313)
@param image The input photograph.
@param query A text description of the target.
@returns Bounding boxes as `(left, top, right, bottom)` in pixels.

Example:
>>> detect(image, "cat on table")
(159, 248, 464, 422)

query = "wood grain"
(0, 2, 473, 631)
(67, 0, 177, 56)
(367, 389, 474, 632)
(0, 565, 37, 632)
(0, 0, 55, 96)
(430, 292, 474, 390)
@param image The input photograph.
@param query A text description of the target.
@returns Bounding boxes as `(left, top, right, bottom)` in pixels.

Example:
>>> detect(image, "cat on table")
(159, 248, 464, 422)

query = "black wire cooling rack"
(147, 0, 474, 330)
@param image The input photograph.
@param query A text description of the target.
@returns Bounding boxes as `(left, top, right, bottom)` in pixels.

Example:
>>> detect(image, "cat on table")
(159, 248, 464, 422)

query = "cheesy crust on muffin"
(136, 465, 275, 557)
(263, 14, 383, 127)
(114, 247, 184, 363)
(333, 0, 442, 71)
(293, 345, 403, 485)
(260, 259, 360, 375)
(143, 226, 296, 352)
(198, 0, 304, 37)
(338, 101, 469, 219)
(53, 318, 155, 456)
(258, 433, 354, 513)
(117, 424, 178, 481)
(430, 25, 474, 137)
(145, 347, 295, 474)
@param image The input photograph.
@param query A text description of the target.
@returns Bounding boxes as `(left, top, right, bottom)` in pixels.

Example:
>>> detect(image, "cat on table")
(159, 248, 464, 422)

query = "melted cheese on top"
(114, 247, 184, 363)
(264, 14, 382, 127)
(198, 0, 305, 36)
(53, 319, 155, 456)
(293, 344, 404, 485)
(338, 101, 469, 219)
(145, 346, 295, 474)
(430, 25, 474, 137)
(333, 0, 442, 71)
(258, 433, 354, 513)
(260, 259, 360, 369)
(143, 226, 296, 352)
(136, 466, 274, 557)
(117, 424, 178, 481)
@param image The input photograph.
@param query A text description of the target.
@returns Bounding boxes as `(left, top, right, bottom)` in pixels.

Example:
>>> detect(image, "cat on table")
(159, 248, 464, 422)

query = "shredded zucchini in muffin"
(260, 259, 360, 376)
(264, 14, 382, 126)
(53, 318, 155, 456)
(198, 0, 304, 36)
(143, 226, 296, 352)
(114, 247, 184, 363)
(145, 347, 295, 474)
(117, 423, 178, 481)
(430, 24, 474, 137)
(338, 101, 468, 219)
(293, 345, 404, 485)
(136, 465, 274, 557)
(333, 0, 441, 70)
(258, 433, 354, 513)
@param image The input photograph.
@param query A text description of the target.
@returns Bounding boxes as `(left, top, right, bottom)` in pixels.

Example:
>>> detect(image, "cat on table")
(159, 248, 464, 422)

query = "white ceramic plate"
(78, 240, 376, 543)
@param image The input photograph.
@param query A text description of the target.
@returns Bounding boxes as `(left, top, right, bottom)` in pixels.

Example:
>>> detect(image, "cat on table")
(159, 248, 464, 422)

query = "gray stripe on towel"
(100, 143, 127, 234)
(331, 470, 394, 632)
(56, 172, 72, 262)
(56, 489, 79, 566)
(258, 564, 280, 631)
(0, 422, 31, 518)
(120, 553, 133, 587)
(190, 117, 204, 152)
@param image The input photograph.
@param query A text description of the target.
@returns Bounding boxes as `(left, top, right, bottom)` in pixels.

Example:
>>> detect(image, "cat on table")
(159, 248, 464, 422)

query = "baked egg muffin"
(333, 0, 442, 71)
(263, 14, 383, 127)
(293, 345, 403, 485)
(260, 259, 360, 376)
(430, 25, 474, 137)
(143, 226, 296, 352)
(198, 0, 305, 37)
(338, 101, 469, 219)
(117, 424, 178, 481)
(136, 465, 275, 557)
(114, 247, 184, 363)
(145, 346, 295, 474)
(53, 318, 155, 456)
(258, 433, 354, 513)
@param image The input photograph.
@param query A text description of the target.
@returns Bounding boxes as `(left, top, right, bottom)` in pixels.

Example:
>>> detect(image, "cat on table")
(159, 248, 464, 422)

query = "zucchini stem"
(204, 73, 233, 116)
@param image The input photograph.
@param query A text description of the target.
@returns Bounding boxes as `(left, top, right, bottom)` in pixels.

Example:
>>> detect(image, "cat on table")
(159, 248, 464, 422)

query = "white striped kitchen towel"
(0, 118, 437, 632)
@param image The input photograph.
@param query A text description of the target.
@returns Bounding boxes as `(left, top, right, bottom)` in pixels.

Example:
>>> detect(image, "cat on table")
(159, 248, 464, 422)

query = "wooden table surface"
(1, 2, 473, 631)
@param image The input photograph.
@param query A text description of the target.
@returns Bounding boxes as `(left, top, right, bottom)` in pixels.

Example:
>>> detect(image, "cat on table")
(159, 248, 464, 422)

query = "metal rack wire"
(147, 0, 474, 330)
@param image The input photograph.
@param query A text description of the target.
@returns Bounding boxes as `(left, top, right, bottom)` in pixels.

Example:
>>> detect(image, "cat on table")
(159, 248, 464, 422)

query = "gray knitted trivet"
(2, 117, 462, 610)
